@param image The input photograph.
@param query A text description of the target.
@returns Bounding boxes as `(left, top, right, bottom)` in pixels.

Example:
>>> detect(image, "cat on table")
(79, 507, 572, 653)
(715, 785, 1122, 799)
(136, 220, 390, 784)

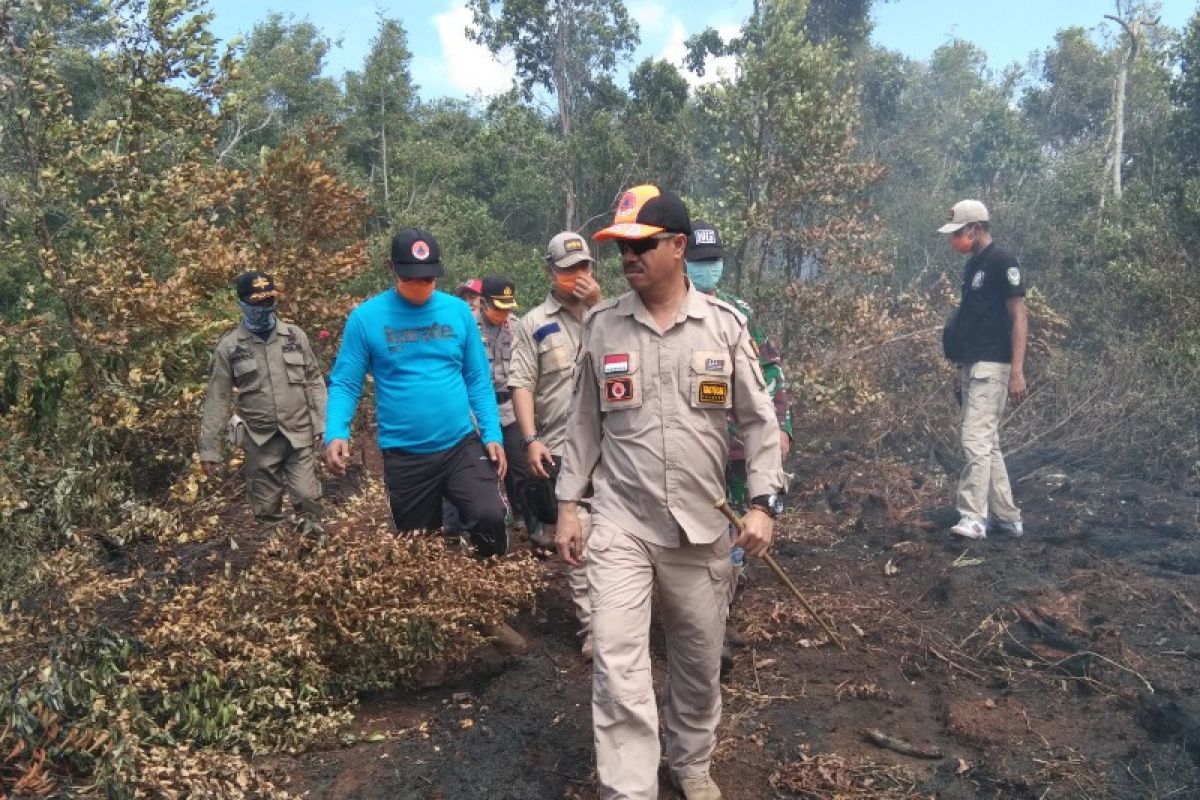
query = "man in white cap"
(938, 200, 1028, 540)
(508, 231, 603, 658)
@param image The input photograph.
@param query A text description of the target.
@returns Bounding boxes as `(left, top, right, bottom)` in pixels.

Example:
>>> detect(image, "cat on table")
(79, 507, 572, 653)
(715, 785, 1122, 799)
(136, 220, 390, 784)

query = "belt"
(495, 391, 511, 403)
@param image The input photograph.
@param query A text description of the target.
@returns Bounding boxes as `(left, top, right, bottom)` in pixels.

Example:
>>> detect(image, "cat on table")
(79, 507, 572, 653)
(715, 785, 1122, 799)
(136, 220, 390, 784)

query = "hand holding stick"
(714, 497, 846, 652)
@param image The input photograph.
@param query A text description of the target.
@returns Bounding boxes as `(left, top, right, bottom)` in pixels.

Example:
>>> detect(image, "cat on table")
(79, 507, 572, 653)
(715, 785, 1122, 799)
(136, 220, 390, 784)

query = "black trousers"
(519, 456, 560, 525)
(382, 434, 509, 557)
(502, 421, 533, 527)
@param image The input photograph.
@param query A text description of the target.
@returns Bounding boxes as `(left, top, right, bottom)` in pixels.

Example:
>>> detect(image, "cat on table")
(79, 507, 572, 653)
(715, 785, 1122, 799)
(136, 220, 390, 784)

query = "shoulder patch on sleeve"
(1006, 267, 1021, 286)
(705, 294, 748, 325)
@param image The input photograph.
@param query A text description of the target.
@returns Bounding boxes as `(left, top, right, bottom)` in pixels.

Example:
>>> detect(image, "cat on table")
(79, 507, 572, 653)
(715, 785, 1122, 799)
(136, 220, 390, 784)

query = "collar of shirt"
(615, 280, 710, 332)
(237, 323, 281, 344)
(964, 241, 996, 275)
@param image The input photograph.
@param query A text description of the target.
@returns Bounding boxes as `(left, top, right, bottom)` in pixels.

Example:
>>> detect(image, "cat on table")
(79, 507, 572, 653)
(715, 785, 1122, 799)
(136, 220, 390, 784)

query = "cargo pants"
(587, 518, 733, 799)
(957, 361, 1021, 524)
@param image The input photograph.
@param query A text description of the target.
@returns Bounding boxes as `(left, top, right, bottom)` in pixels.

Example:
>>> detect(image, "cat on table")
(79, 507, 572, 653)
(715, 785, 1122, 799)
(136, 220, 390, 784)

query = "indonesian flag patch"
(603, 353, 629, 375)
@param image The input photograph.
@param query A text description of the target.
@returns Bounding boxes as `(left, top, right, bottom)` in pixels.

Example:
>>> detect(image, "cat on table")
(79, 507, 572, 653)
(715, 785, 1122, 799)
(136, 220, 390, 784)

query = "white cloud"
(628, 1, 668, 31)
(430, 3, 514, 97)
(659, 18, 739, 88)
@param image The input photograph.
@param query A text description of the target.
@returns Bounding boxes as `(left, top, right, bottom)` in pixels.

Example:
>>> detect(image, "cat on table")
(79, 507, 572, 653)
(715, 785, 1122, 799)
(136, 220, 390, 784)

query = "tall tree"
(465, 0, 638, 229)
(1103, 0, 1159, 202)
(343, 14, 415, 227)
(217, 13, 341, 163)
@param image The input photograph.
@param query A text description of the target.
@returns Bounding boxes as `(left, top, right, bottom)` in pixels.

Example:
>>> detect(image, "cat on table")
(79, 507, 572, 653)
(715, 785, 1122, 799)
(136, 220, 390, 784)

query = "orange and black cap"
(594, 184, 691, 241)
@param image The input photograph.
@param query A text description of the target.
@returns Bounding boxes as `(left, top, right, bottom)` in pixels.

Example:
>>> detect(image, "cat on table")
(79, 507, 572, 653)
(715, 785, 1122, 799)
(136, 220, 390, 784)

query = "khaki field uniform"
(557, 284, 787, 799)
(509, 292, 592, 633)
(199, 322, 326, 521)
(957, 361, 1020, 521)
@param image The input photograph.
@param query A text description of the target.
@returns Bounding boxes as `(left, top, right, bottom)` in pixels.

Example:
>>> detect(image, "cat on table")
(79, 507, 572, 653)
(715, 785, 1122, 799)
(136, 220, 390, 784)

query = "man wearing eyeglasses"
(198, 271, 326, 526)
(555, 185, 788, 800)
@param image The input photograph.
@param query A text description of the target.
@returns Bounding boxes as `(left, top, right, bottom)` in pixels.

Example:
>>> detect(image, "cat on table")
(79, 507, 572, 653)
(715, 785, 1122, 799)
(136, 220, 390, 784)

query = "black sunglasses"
(616, 233, 676, 256)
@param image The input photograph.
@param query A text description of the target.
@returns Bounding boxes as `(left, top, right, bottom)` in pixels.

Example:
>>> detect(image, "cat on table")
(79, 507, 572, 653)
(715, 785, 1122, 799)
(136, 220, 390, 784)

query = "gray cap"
(546, 231, 594, 270)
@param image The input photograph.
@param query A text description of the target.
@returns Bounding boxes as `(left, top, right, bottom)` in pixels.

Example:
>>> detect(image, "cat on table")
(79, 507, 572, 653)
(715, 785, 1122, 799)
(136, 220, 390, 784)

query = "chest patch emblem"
(532, 321, 561, 343)
(971, 271, 985, 290)
(698, 380, 729, 405)
(603, 353, 629, 374)
(605, 377, 633, 402)
(704, 357, 725, 372)
(1007, 267, 1021, 286)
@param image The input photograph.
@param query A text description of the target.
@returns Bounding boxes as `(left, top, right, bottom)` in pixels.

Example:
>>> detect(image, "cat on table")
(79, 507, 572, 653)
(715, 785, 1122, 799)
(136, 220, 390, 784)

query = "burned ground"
(255, 449, 1200, 799)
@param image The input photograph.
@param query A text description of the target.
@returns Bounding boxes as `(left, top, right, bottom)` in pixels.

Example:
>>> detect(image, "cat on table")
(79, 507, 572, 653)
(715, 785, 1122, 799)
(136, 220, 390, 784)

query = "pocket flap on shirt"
(232, 358, 258, 376)
(690, 349, 732, 376)
(282, 350, 306, 366)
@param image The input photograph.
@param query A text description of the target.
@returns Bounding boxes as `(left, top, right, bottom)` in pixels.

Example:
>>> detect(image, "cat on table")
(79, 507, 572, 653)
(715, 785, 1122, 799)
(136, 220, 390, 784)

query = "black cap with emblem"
(235, 271, 279, 305)
(390, 228, 445, 279)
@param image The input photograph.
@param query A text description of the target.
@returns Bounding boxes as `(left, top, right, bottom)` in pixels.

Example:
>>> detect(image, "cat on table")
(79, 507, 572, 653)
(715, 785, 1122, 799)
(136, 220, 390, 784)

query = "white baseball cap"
(937, 199, 989, 233)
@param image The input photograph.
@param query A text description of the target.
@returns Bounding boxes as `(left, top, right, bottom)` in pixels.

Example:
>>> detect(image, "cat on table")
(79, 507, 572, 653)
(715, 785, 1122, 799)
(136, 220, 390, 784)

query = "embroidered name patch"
(532, 321, 561, 343)
(698, 380, 729, 405)
(605, 377, 633, 402)
(704, 357, 725, 372)
(603, 353, 629, 374)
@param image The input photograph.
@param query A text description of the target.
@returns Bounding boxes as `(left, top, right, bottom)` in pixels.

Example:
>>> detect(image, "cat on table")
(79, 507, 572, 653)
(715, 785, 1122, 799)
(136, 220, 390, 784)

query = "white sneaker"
(950, 515, 987, 540)
(990, 518, 1024, 537)
(671, 771, 723, 800)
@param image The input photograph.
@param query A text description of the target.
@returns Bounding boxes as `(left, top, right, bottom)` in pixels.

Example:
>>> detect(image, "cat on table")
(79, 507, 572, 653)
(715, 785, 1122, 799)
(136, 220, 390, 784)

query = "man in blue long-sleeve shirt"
(324, 228, 511, 557)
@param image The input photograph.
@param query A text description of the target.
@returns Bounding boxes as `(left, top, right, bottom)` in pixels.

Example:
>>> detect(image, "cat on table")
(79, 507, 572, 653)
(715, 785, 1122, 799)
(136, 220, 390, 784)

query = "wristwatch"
(750, 493, 785, 518)
(520, 433, 540, 448)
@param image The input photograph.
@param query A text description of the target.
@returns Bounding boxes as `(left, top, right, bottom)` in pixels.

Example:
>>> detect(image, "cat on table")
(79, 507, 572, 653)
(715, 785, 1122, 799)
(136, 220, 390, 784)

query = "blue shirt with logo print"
(325, 289, 502, 452)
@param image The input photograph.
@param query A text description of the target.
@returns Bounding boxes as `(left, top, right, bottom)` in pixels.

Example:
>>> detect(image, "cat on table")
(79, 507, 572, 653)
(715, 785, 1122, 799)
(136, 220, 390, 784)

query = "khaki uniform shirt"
(473, 310, 519, 428)
(507, 292, 584, 456)
(557, 283, 788, 547)
(198, 322, 327, 462)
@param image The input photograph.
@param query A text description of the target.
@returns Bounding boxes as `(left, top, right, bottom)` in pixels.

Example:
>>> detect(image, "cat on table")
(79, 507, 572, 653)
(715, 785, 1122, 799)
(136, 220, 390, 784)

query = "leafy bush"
(0, 487, 544, 795)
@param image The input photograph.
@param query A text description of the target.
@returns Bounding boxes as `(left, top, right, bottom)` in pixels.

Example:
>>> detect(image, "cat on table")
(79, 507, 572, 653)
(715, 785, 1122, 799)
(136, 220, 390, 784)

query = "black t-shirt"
(955, 243, 1026, 364)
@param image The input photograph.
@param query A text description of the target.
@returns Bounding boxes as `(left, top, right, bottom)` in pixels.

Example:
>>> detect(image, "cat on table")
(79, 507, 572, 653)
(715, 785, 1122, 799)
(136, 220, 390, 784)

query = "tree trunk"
(1104, 11, 1146, 203)
(379, 85, 390, 215)
(553, 0, 578, 230)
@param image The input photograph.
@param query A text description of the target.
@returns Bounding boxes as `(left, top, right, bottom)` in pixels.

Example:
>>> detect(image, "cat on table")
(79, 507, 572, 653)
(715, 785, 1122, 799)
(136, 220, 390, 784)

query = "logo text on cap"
(695, 229, 717, 245)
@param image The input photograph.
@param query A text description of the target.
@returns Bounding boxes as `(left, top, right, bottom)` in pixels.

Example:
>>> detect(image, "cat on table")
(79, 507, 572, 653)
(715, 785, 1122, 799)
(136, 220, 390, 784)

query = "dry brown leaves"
(770, 752, 922, 799)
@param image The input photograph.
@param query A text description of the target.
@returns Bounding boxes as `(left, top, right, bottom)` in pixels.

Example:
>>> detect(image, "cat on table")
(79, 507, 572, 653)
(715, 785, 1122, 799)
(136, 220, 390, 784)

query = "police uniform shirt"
(473, 308, 519, 427)
(556, 282, 788, 547)
(957, 243, 1027, 365)
(506, 293, 583, 456)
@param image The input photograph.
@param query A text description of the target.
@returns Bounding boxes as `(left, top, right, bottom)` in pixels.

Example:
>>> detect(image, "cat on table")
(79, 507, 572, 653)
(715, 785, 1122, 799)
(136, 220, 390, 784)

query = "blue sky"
(203, 1, 1197, 99)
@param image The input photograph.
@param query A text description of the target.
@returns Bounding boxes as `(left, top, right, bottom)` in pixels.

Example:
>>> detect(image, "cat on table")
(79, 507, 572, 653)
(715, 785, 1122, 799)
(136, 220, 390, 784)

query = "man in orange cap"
(555, 185, 788, 800)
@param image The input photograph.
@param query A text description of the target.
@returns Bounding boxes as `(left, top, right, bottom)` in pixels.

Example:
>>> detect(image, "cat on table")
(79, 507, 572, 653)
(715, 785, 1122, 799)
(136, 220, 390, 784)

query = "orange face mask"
(397, 279, 435, 305)
(950, 229, 974, 254)
(484, 306, 511, 326)
(554, 272, 578, 295)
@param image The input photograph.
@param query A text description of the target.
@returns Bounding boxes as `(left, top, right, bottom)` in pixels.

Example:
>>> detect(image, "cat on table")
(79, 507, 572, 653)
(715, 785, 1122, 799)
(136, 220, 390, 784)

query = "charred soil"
(257, 448, 1200, 799)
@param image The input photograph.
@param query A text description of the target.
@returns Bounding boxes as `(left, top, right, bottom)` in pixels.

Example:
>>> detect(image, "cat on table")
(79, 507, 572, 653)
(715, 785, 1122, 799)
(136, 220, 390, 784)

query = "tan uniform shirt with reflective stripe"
(507, 292, 583, 456)
(198, 322, 327, 462)
(473, 309, 519, 427)
(556, 283, 788, 547)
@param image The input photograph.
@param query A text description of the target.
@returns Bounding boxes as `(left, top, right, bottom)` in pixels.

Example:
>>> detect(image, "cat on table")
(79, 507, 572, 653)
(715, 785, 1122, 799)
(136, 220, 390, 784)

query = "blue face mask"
(686, 259, 724, 292)
(239, 300, 277, 333)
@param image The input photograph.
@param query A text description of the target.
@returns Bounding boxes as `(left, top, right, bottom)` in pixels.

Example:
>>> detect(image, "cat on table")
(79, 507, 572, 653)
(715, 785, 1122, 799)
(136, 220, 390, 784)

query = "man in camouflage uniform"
(686, 221, 793, 675)
(475, 275, 530, 531)
(198, 271, 326, 524)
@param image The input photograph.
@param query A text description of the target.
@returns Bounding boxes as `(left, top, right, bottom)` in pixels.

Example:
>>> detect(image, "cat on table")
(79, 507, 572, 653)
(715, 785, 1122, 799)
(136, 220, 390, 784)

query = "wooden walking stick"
(714, 497, 846, 652)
